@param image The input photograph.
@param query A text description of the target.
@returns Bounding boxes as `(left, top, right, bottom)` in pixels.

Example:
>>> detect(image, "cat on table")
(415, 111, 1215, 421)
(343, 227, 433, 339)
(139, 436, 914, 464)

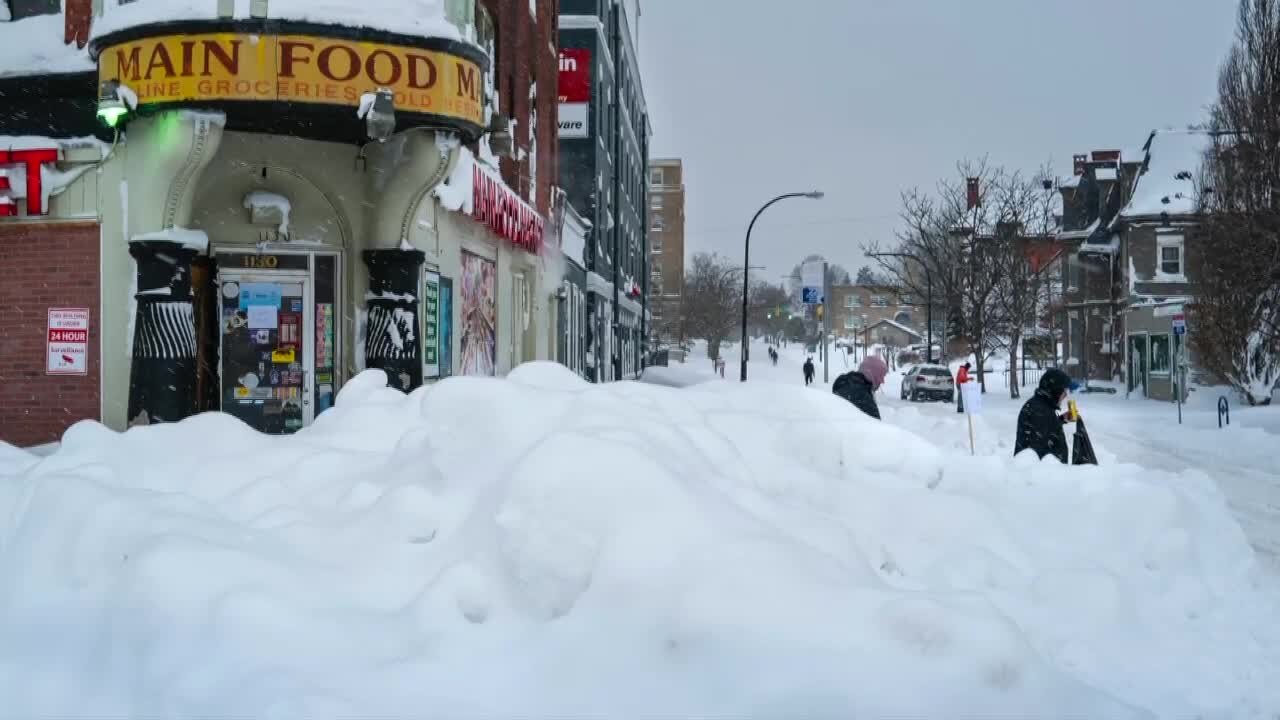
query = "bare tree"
(748, 281, 792, 339)
(1194, 0, 1280, 405)
(680, 253, 745, 362)
(988, 167, 1060, 398)
(868, 160, 1009, 391)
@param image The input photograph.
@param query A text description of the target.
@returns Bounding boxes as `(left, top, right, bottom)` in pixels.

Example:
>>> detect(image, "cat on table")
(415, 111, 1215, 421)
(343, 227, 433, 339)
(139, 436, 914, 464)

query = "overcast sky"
(636, 0, 1238, 285)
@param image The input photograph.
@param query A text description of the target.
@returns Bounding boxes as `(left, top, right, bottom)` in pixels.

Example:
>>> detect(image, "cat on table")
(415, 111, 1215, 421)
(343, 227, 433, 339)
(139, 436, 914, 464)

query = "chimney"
(65, 0, 93, 49)
(1073, 154, 1088, 176)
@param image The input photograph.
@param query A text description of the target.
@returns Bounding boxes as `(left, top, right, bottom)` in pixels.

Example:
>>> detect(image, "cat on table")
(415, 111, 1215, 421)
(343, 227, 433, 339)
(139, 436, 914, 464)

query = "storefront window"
(444, 0, 474, 32)
(314, 255, 338, 416)
(6, 0, 59, 20)
(1150, 334, 1171, 375)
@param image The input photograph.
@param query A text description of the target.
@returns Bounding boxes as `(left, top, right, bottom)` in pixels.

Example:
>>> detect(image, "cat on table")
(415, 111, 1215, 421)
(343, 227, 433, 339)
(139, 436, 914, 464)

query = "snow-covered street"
(662, 340, 1280, 574)
(3, 349, 1280, 718)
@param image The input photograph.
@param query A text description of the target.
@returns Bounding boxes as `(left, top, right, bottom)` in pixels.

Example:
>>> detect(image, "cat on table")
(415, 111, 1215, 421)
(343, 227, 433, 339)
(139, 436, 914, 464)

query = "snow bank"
(0, 13, 94, 79)
(93, 0, 462, 43)
(0, 364, 1276, 718)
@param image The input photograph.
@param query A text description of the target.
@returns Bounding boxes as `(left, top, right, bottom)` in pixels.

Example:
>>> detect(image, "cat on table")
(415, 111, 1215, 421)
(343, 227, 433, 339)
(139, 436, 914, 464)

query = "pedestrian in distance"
(832, 355, 888, 420)
(956, 361, 971, 413)
(803, 357, 815, 386)
(1014, 368, 1081, 464)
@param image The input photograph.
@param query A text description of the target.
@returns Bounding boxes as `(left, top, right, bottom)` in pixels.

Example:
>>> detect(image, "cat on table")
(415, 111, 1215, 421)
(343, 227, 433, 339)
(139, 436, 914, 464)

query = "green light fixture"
(97, 80, 129, 128)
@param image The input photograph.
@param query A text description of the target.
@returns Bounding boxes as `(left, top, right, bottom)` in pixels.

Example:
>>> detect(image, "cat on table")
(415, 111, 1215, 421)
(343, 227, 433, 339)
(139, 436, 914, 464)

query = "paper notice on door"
(247, 304, 278, 329)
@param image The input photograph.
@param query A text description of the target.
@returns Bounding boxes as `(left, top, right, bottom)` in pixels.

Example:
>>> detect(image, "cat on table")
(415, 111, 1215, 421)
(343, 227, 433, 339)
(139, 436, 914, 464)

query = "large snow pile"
(1, 365, 1277, 718)
(93, 0, 462, 43)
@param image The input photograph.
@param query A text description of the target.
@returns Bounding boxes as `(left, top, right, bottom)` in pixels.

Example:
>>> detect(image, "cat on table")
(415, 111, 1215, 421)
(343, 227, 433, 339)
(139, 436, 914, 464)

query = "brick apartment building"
(648, 157, 684, 343)
(558, 0, 650, 382)
(828, 284, 924, 341)
(1055, 131, 1213, 402)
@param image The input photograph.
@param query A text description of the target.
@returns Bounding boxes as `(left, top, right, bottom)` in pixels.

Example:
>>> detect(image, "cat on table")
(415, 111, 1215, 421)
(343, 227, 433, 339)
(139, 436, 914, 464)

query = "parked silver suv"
(900, 364, 954, 402)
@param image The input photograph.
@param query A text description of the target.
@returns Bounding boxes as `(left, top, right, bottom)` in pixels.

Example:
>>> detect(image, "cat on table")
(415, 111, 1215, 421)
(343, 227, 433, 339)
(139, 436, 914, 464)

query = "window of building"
(1067, 257, 1083, 291)
(1150, 334, 1172, 375)
(5, 0, 59, 19)
(1157, 234, 1185, 278)
(844, 316, 858, 330)
(871, 295, 889, 307)
(899, 294, 914, 305)
(650, 168, 663, 185)
(895, 311, 912, 325)
(844, 295, 862, 308)
(650, 194, 663, 209)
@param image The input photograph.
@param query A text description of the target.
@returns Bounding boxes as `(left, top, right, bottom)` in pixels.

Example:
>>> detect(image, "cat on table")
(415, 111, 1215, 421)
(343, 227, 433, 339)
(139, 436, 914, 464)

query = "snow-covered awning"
(92, 0, 467, 44)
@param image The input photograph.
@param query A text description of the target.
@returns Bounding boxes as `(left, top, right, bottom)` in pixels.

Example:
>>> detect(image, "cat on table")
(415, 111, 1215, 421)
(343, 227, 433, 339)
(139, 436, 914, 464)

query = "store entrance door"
(216, 250, 341, 433)
(219, 270, 313, 434)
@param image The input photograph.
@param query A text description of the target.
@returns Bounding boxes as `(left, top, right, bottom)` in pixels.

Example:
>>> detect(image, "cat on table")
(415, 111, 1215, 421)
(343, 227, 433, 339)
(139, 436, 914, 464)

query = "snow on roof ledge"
(92, 0, 466, 44)
(131, 227, 210, 252)
(1120, 130, 1209, 220)
(0, 14, 95, 79)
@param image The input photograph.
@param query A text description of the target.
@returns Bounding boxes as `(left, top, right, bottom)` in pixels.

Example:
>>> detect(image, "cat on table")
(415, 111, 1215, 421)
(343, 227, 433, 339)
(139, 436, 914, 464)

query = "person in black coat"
(1015, 368, 1076, 463)
(803, 357, 815, 386)
(833, 356, 888, 420)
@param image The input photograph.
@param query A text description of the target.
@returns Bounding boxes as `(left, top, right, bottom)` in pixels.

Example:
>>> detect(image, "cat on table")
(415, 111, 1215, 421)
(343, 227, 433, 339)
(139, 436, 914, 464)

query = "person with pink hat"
(833, 355, 888, 419)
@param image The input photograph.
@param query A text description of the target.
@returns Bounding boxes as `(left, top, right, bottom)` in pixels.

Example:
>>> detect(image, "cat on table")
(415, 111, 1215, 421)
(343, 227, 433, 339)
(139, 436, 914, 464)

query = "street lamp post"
(741, 191, 824, 381)
(868, 252, 934, 364)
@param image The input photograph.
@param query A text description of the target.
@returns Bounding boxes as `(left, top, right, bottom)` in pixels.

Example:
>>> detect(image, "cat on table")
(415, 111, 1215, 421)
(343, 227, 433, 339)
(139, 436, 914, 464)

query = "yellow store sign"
(97, 33, 485, 128)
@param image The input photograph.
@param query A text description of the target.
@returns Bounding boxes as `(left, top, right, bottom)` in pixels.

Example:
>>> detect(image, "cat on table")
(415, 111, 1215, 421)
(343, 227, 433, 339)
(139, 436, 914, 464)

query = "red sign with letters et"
(0, 148, 59, 216)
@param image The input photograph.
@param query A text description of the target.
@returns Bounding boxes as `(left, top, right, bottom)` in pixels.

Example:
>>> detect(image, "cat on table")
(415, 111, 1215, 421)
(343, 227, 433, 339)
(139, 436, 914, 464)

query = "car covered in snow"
(900, 364, 954, 402)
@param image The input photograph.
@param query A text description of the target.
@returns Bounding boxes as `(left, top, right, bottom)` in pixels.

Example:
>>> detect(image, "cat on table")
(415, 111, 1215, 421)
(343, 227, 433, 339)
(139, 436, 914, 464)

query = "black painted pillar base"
(363, 248, 425, 392)
(127, 240, 200, 426)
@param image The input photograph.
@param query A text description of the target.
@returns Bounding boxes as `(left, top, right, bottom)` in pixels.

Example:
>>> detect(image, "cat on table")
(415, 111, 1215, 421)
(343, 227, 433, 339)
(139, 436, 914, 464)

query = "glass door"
(219, 273, 314, 434)
(1128, 334, 1149, 397)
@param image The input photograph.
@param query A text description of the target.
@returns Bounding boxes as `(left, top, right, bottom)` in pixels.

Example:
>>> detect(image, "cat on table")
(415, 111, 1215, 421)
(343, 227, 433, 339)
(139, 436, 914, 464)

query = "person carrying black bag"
(1014, 368, 1080, 464)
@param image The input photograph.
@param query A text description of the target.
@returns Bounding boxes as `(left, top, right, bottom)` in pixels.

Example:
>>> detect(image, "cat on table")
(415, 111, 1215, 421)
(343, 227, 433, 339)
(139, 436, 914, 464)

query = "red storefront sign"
(471, 165, 544, 253)
(558, 48, 591, 104)
(0, 148, 59, 216)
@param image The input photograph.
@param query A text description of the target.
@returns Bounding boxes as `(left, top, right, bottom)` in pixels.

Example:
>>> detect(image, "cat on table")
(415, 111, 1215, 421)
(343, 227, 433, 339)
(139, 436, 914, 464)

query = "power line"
(686, 213, 899, 236)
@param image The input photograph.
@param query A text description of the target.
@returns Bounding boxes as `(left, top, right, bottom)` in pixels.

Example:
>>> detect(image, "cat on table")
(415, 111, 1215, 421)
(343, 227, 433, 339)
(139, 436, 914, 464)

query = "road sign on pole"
(801, 261, 824, 305)
(1172, 313, 1187, 336)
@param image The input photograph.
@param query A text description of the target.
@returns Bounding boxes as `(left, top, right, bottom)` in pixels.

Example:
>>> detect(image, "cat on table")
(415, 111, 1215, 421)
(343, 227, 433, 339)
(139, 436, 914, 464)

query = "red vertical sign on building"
(558, 48, 591, 139)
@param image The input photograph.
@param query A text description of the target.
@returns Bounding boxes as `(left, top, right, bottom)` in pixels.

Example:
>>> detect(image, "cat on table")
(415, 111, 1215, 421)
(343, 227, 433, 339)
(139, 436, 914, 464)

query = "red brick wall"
(480, 0, 560, 215)
(0, 222, 101, 448)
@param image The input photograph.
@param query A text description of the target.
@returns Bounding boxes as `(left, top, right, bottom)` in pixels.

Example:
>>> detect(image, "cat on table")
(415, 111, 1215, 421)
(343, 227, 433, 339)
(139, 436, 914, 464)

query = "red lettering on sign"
(49, 329, 88, 343)
(470, 164, 544, 253)
(0, 147, 59, 216)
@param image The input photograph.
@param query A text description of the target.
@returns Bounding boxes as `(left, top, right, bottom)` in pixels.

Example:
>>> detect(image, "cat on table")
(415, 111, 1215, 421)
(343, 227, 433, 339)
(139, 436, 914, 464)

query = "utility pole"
(822, 261, 830, 383)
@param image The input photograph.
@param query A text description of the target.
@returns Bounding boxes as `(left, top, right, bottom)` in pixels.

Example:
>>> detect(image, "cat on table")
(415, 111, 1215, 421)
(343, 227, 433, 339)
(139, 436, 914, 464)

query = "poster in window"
(460, 252, 496, 376)
(423, 270, 441, 378)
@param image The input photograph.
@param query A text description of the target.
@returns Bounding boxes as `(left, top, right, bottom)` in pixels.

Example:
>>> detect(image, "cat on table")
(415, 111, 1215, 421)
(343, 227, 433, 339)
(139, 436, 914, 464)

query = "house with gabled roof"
(1055, 148, 1146, 385)
(1112, 129, 1213, 402)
